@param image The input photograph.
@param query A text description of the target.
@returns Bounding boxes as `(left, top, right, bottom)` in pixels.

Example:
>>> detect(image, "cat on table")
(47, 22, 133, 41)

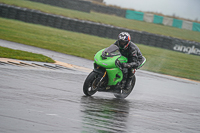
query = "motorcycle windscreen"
(102, 44, 121, 58)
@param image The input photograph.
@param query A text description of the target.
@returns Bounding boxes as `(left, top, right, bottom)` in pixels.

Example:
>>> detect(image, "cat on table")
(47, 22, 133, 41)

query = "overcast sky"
(103, 0, 200, 21)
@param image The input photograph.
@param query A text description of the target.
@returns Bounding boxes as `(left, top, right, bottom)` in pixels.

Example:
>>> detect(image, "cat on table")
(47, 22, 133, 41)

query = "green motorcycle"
(83, 44, 137, 99)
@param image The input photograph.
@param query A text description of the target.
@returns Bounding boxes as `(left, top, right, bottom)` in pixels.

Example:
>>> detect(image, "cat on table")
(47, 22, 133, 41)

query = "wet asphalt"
(0, 39, 200, 133)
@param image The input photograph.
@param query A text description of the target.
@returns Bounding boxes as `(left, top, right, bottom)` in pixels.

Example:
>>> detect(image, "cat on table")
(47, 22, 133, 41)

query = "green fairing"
(106, 68, 123, 85)
(94, 49, 128, 85)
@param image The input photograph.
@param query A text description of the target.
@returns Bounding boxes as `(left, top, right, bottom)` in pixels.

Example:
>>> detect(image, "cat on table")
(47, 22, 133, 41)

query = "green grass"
(0, 0, 200, 42)
(0, 18, 200, 81)
(0, 46, 55, 62)
(0, 18, 110, 60)
(140, 45, 200, 80)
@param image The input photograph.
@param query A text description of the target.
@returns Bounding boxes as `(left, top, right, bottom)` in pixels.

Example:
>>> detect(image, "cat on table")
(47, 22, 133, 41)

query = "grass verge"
(0, 18, 200, 81)
(0, 0, 200, 42)
(0, 46, 55, 63)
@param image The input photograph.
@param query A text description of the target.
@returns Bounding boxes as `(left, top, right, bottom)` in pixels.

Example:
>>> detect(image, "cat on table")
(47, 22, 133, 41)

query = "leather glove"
(123, 62, 138, 69)
(121, 63, 131, 68)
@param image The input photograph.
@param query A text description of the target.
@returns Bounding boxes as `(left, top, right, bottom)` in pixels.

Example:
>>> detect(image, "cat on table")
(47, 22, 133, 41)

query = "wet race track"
(0, 39, 200, 133)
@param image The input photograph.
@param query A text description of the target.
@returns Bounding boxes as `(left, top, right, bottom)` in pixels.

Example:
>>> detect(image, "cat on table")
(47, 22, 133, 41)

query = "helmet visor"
(119, 40, 128, 49)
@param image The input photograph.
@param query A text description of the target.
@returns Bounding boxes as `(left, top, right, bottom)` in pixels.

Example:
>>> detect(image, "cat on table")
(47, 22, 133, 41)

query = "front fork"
(98, 71, 107, 85)
(94, 71, 107, 90)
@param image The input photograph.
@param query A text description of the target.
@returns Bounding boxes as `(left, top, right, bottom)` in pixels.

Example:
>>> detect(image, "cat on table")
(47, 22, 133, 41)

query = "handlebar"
(115, 58, 123, 70)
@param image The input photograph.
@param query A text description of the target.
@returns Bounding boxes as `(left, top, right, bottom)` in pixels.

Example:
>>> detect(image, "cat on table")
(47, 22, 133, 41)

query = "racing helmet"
(118, 32, 131, 50)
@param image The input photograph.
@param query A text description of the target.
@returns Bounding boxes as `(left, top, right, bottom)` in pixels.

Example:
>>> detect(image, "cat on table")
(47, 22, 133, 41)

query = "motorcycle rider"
(114, 32, 146, 89)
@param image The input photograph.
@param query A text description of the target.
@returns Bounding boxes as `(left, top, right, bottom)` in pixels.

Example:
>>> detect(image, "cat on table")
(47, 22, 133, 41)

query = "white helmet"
(118, 32, 131, 50)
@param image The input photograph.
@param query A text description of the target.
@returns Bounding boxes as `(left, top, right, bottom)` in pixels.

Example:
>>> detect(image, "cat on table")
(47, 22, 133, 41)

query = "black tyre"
(114, 75, 136, 99)
(83, 71, 100, 96)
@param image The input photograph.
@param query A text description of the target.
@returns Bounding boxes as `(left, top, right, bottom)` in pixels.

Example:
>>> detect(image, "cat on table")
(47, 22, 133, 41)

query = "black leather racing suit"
(114, 41, 146, 69)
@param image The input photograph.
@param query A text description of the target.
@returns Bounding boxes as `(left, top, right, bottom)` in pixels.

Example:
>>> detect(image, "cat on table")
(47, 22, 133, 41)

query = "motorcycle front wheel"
(83, 71, 100, 96)
(114, 75, 136, 99)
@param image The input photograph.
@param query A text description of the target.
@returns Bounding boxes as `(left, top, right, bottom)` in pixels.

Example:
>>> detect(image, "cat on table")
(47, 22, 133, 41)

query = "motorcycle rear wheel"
(114, 75, 136, 99)
(83, 71, 99, 96)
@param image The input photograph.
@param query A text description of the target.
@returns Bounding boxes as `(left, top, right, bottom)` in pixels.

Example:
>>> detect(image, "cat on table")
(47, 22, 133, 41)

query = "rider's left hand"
(122, 63, 131, 68)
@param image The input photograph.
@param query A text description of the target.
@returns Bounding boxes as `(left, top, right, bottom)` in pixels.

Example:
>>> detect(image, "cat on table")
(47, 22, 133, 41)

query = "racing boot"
(121, 71, 128, 90)
(124, 70, 135, 90)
